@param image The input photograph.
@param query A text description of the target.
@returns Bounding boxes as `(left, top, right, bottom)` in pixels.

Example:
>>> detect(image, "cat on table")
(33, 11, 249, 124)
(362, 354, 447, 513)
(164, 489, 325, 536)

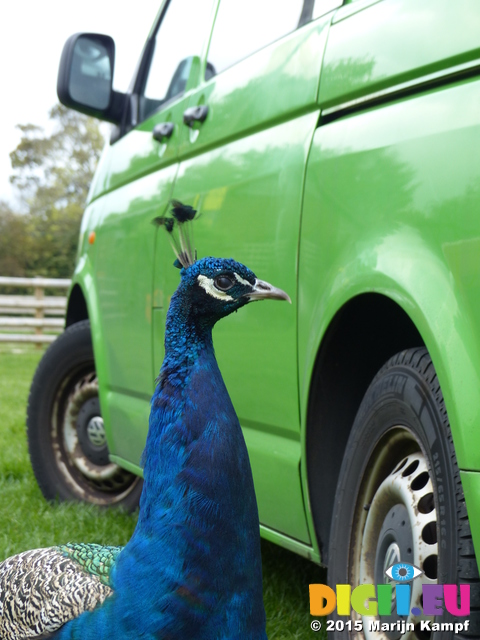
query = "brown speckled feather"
(0, 547, 112, 639)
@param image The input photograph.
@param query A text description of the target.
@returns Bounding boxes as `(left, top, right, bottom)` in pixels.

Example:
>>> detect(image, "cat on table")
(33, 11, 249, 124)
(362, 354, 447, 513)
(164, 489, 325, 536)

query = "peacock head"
(178, 256, 290, 321)
(154, 201, 291, 323)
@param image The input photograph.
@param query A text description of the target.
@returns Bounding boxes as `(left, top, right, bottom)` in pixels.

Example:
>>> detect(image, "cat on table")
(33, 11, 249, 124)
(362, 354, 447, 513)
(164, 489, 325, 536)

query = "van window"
(206, 0, 305, 78)
(312, 0, 343, 20)
(140, 0, 214, 121)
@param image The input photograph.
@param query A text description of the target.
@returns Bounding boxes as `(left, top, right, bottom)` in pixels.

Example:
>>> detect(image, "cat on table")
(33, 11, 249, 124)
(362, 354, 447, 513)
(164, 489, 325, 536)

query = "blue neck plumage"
(160, 285, 215, 385)
(140, 286, 218, 499)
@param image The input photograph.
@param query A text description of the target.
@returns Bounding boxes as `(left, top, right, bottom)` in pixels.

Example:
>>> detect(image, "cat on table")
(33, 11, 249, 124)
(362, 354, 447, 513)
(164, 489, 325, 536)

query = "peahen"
(0, 202, 290, 639)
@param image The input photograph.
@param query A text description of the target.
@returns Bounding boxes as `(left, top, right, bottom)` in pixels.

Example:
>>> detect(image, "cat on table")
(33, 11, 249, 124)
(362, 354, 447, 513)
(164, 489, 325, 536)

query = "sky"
(0, 1, 161, 205)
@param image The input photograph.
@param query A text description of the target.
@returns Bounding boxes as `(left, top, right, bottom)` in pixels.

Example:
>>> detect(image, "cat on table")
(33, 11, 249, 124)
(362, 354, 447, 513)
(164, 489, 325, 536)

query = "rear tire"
(328, 348, 480, 639)
(27, 320, 142, 510)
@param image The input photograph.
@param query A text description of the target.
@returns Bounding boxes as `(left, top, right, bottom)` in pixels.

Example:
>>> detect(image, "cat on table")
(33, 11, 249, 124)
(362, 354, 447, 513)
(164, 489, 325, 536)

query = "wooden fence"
(0, 276, 71, 344)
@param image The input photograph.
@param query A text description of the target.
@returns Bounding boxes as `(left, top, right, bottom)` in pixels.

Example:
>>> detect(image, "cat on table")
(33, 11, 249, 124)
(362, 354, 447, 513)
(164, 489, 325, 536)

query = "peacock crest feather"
(153, 200, 198, 269)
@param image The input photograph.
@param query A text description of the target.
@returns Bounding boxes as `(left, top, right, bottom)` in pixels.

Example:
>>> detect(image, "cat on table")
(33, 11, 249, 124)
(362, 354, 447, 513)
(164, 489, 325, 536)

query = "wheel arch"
(66, 283, 89, 327)
(299, 227, 480, 563)
(305, 293, 425, 562)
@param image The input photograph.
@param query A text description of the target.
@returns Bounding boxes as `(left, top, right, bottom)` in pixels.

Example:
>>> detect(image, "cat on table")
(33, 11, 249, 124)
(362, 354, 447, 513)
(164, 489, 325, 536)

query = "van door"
(92, 0, 216, 467)
(154, 0, 340, 543)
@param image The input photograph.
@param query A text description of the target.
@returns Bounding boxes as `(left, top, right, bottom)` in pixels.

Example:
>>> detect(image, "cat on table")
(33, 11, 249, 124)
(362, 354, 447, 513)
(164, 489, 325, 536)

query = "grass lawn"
(0, 344, 326, 638)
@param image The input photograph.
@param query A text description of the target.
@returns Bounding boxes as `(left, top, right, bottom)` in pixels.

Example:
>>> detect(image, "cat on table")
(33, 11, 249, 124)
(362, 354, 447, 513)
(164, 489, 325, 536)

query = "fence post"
(34, 278, 44, 349)
(0, 276, 69, 344)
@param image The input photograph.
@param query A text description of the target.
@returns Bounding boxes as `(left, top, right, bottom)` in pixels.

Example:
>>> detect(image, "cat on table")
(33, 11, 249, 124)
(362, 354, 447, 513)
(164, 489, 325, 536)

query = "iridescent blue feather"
(54, 257, 267, 639)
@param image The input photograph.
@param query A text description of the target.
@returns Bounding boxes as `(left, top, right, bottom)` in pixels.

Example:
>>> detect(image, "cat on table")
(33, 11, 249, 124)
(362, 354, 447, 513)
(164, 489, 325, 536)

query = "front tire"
(328, 348, 479, 639)
(27, 320, 142, 509)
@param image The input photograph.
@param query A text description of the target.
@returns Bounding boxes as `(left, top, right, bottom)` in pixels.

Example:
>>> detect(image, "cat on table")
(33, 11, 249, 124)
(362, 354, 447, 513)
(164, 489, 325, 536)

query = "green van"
(28, 0, 480, 633)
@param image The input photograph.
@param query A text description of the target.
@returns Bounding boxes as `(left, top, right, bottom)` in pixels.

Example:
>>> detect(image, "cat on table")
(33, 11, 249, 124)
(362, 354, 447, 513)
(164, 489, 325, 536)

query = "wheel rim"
(351, 428, 438, 640)
(51, 365, 141, 505)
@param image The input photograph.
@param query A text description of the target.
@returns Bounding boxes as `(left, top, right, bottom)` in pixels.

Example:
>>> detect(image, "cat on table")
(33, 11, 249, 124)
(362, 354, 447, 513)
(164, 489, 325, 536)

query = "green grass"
(0, 344, 137, 560)
(0, 344, 326, 638)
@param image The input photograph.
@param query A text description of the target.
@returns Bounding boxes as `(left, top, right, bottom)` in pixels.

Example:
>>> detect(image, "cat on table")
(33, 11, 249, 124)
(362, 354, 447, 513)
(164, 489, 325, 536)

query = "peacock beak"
(246, 279, 292, 303)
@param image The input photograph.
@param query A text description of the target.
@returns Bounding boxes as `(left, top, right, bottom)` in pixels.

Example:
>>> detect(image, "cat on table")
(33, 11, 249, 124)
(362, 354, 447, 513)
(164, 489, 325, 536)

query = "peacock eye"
(214, 275, 234, 291)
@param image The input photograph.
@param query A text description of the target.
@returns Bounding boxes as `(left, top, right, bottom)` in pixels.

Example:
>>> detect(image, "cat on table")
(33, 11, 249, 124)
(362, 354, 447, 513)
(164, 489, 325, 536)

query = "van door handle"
(152, 122, 174, 141)
(183, 105, 209, 128)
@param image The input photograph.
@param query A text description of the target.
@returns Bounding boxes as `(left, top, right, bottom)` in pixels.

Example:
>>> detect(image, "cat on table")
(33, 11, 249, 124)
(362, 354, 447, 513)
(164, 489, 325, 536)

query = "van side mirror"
(57, 33, 125, 124)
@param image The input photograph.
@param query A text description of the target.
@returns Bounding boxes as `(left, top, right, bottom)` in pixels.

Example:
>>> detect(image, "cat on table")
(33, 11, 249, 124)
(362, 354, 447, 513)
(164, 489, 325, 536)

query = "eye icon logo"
(385, 562, 423, 582)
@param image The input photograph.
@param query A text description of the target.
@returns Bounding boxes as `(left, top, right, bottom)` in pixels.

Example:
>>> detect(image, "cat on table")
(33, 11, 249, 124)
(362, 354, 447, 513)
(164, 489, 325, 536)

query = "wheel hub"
(86, 416, 106, 448)
(358, 448, 438, 640)
(383, 542, 401, 576)
(371, 504, 415, 639)
(76, 397, 110, 466)
(59, 374, 140, 498)
(375, 504, 414, 587)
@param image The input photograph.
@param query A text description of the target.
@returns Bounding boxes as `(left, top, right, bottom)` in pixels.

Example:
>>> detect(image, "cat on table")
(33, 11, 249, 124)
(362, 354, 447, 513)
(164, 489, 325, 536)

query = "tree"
(5, 104, 104, 279)
(0, 200, 30, 276)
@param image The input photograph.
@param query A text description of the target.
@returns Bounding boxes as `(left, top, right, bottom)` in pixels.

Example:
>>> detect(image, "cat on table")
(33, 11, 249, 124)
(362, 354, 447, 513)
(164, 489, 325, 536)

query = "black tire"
(27, 320, 142, 510)
(328, 348, 479, 639)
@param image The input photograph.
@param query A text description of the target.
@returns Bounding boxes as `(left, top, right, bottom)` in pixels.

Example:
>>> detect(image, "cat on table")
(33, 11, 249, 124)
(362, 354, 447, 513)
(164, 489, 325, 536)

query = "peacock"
(0, 201, 290, 639)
